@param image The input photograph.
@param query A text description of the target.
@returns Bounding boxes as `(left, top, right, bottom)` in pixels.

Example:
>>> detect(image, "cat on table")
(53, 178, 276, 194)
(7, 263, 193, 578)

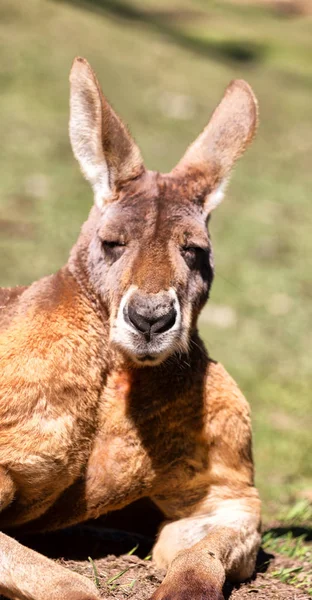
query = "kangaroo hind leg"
(0, 469, 100, 600)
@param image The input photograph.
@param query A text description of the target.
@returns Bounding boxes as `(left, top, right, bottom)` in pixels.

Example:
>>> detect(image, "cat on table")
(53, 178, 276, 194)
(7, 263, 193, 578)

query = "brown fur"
(0, 58, 261, 600)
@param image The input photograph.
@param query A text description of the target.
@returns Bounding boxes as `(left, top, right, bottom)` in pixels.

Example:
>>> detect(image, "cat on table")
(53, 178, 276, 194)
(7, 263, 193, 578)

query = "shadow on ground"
(17, 527, 274, 600)
(13, 498, 277, 594)
(14, 498, 162, 560)
(266, 524, 312, 541)
(54, 0, 267, 65)
(7, 500, 311, 598)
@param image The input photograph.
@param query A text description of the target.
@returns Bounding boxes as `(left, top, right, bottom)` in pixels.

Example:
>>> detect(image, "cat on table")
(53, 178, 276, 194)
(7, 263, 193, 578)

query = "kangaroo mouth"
(111, 327, 183, 367)
(139, 355, 156, 362)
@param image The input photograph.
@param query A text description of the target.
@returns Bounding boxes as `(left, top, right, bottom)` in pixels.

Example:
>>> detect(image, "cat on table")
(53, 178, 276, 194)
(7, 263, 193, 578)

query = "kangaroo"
(0, 57, 261, 600)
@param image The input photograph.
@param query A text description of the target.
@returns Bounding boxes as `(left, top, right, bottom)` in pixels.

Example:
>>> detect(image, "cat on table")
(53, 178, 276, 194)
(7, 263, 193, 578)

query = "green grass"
(262, 530, 310, 562)
(0, 0, 311, 521)
(271, 565, 311, 593)
(281, 500, 312, 524)
(88, 556, 101, 589)
(88, 546, 144, 592)
(262, 503, 312, 594)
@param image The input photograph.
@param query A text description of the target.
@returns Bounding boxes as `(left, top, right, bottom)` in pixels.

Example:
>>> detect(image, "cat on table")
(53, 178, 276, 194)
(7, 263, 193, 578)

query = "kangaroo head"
(69, 57, 258, 366)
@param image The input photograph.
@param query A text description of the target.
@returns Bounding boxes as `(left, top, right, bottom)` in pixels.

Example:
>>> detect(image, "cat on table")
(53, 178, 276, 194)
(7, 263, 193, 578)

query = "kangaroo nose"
(128, 305, 176, 337)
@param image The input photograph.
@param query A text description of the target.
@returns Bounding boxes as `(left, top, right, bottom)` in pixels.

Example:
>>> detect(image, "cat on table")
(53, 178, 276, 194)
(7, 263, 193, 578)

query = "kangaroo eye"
(102, 240, 126, 249)
(181, 246, 198, 267)
(102, 240, 126, 263)
(181, 245, 208, 269)
(181, 246, 197, 255)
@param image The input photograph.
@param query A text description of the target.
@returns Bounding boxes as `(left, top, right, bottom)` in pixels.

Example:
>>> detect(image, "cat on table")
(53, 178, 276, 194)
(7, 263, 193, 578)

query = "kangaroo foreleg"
(151, 492, 261, 600)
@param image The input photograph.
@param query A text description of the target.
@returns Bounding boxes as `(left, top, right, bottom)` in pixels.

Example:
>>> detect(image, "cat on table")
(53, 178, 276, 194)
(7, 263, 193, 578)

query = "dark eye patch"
(181, 245, 207, 268)
(102, 240, 125, 249)
(181, 245, 214, 286)
(102, 240, 126, 263)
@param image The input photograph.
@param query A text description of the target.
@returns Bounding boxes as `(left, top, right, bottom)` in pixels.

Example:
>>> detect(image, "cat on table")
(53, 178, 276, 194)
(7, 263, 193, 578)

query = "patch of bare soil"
(3, 521, 310, 600)
(60, 553, 164, 600)
(58, 548, 311, 600)
(51, 524, 311, 600)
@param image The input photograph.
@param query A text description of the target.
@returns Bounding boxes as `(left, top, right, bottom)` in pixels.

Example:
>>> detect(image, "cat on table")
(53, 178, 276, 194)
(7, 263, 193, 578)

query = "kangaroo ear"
(173, 79, 258, 215)
(69, 57, 144, 208)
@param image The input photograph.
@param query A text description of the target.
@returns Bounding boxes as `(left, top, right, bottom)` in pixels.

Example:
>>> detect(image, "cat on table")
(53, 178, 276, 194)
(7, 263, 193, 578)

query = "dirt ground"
(59, 550, 311, 600)
(5, 520, 309, 600)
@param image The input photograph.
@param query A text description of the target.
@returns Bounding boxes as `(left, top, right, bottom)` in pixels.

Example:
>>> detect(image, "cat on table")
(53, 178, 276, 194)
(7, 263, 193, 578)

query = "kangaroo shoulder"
(204, 360, 252, 441)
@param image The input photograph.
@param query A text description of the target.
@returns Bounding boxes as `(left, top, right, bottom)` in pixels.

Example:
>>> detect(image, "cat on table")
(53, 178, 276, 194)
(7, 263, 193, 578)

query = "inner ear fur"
(69, 57, 144, 208)
(173, 79, 258, 214)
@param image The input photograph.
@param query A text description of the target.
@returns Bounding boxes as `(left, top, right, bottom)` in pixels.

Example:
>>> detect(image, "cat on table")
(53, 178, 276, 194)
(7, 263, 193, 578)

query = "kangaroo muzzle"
(111, 287, 182, 365)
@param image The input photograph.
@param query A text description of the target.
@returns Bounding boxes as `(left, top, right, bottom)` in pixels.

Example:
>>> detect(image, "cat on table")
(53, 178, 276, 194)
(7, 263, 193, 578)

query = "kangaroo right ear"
(173, 79, 258, 216)
(69, 57, 144, 209)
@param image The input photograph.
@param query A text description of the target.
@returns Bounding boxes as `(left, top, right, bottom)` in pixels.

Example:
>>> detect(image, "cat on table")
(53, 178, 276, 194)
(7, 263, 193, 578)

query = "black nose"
(127, 305, 176, 337)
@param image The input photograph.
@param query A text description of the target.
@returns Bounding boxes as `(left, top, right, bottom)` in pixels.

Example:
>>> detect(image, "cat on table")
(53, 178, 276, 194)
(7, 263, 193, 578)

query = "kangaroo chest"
(1, 371, 207, 532)
(83, 371, 164, 512)
(80, 370, 208, 521)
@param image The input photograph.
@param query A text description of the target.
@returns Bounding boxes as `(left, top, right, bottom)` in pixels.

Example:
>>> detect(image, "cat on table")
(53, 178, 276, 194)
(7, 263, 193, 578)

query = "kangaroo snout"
(126, 298, 177, 340)
(112, 288, 182, 365)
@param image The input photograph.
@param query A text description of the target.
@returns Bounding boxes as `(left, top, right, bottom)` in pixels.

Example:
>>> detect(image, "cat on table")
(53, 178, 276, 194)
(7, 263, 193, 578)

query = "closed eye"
(102, 239, 127, 264)
(180, 245, 209, 268)
(102, 240, 126, 249)
(182, 245, 200, 252)
(181, 245, 208, 255)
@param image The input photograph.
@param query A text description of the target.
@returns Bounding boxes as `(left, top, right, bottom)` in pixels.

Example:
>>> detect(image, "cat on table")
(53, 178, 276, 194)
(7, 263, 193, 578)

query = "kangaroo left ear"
(69, 57, 145, 209)
(172, 79, 258, 216)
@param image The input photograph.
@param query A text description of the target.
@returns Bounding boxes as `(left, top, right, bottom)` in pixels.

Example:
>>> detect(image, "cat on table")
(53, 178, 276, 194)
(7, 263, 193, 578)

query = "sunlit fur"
(0, 58, 260, 600)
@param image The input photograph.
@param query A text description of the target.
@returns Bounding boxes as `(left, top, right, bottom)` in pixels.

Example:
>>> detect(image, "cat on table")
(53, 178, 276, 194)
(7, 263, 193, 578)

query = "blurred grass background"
(0, 0, 311, 521)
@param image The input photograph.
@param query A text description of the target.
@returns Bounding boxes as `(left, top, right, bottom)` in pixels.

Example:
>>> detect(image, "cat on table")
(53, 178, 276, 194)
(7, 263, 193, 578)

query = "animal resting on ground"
(0, 57, 261, 600)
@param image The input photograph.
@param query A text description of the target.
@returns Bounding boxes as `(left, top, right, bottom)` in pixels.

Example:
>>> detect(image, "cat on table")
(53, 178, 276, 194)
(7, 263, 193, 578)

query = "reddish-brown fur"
(0, 58, 261, 600)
